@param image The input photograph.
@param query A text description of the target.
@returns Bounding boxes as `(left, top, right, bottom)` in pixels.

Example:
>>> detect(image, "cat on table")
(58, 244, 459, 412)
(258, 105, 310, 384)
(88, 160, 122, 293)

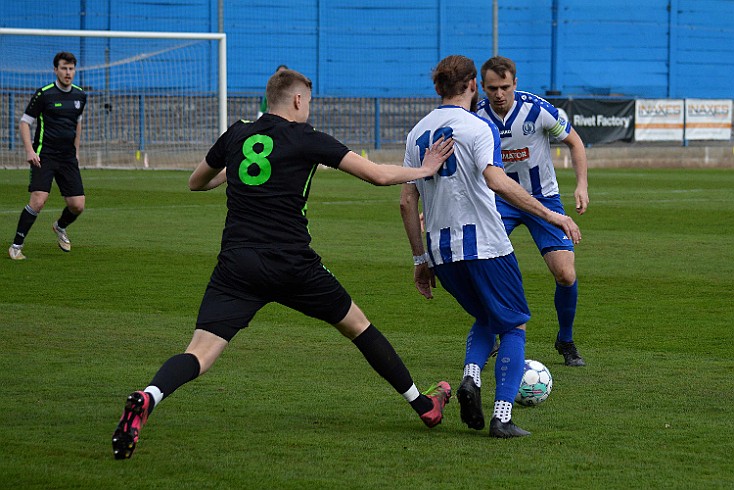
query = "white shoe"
(52, 222, 71, 252)
(9, 244, 26, 260)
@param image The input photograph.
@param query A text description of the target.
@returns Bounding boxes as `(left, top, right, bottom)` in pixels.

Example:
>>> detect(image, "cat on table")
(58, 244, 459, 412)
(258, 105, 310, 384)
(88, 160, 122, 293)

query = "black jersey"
(206, 114, 350, 250)
(24, 82, 87, 158)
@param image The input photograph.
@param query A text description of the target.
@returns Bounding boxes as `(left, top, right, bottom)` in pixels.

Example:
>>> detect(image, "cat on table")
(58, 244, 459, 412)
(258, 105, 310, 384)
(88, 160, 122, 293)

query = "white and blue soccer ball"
(515, 359, 553, 406)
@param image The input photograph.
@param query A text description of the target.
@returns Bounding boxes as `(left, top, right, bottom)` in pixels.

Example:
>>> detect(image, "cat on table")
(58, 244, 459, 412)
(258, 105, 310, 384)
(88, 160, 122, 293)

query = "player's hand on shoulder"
(422, 136, 454, 175)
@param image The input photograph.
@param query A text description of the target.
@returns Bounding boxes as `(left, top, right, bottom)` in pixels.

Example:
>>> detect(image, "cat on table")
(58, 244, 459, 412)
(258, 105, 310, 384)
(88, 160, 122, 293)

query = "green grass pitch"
(1, 167, 732, 489)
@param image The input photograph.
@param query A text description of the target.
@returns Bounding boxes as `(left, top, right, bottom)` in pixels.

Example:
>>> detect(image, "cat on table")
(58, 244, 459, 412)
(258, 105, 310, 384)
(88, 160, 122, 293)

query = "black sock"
(352, 324, 415, 396)
(409, 394, 433, 415)
(147, 353, 201, 412)
(57, 206, 79, 229)
(13, 205, 39, 246)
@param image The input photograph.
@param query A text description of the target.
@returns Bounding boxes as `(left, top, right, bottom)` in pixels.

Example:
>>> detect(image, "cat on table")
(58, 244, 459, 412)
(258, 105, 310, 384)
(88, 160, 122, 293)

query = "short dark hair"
(53, 52, 77, 68)
(276, 64, 288, 71)
(265, 69, 312, 107)
(481, 56, 516, 82)
(432, 55, 477, 99)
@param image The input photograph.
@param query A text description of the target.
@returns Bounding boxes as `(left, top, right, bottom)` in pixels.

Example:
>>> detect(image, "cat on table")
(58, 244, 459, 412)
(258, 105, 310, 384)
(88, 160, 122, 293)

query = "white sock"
(401, 384, 420, 402)
(144, 385, 164, 406)
(463, 363, 482, 388)
(493, 400, 513, 423)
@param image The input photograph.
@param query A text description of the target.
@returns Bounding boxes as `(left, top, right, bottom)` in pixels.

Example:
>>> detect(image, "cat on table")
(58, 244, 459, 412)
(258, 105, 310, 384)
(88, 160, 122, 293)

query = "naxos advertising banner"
(634, 99, 684, 141)
(684, 99, 733, 141)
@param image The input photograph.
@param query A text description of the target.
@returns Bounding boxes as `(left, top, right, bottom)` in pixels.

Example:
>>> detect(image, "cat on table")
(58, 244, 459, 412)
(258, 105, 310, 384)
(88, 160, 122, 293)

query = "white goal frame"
(0, 27, 228, 136)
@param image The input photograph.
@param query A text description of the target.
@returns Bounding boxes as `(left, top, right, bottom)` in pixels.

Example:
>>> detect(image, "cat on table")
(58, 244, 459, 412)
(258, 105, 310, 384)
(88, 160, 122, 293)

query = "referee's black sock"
(57, 206, 79, 229)
(352, 324, 432, 414)
(13, 205, 39, 246)
(146, 353, 201, 413)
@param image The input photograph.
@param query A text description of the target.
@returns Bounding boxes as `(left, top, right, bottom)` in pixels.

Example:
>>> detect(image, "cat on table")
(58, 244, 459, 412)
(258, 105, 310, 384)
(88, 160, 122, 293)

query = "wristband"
(413, 253, 430, 266)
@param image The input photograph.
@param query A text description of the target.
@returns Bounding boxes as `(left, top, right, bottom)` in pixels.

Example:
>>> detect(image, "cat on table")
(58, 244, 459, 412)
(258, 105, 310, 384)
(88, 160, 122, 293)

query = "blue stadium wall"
(1, 0, 732, 98)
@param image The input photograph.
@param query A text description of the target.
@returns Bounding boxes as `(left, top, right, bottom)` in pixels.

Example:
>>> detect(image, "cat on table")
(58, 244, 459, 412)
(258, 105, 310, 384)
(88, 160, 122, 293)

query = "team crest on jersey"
(522, 121, 536, 135)
(74, 101, 81, 109)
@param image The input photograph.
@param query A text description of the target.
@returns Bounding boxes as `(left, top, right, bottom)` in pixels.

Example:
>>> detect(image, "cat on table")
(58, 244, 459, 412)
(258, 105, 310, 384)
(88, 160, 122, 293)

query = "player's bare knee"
(29, 197, 47, 213)
(66, 197, 85, 215)
(334, 302, 370, 340)
(334, 320, 369, 340)
(555, 269, 576, 286)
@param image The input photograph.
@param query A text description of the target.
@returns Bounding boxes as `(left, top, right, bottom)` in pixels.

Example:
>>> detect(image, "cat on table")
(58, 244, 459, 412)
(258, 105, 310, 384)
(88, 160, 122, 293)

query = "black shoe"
(555, 339, 586, 367)
(489, 417, 531, 438)
(457, 376, 485, 430)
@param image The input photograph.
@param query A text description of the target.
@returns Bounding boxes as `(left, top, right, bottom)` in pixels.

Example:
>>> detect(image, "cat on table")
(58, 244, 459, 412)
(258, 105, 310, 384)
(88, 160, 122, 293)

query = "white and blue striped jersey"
(476, 91, 571, 198)
(404, 105, 514, 266)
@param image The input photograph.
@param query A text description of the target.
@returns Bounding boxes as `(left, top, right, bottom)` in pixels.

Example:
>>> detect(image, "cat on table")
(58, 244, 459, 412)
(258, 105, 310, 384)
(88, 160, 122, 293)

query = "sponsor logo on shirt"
(502, 147, 530, 163)
(499, 129, 513, 138)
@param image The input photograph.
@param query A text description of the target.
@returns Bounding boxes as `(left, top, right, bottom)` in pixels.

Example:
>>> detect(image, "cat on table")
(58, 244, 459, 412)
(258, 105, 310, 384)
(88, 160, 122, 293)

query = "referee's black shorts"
(196, 246, 353, 341)
(28, 155, 85, 196)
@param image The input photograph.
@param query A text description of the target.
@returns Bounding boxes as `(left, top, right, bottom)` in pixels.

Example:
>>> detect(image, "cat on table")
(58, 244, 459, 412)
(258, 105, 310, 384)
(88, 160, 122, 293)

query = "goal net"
(0, 28, 226, 169)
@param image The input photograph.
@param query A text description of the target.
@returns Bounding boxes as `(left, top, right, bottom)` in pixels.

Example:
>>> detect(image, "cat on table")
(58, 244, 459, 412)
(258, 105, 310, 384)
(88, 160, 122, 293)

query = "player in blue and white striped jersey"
(401, 55, 581, 438)
(476, 56, 589, 367)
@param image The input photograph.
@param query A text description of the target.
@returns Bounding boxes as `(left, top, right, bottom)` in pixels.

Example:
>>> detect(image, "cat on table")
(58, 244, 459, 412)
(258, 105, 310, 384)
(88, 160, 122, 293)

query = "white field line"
(1, 189, 725, 215)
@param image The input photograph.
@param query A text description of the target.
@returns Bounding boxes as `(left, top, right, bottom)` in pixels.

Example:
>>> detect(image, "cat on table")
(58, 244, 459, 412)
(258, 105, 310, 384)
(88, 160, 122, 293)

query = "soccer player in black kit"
(112, 68, 455, 459)
(9, 52, 87, 260)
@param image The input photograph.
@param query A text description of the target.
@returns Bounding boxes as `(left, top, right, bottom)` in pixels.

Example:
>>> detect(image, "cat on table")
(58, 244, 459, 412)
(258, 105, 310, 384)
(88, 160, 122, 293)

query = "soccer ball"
(515, 359, 553, 406)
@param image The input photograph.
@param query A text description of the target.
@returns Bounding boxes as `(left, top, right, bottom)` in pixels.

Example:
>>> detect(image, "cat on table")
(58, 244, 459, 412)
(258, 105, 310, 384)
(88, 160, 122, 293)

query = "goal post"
(0, 27, 227, 169)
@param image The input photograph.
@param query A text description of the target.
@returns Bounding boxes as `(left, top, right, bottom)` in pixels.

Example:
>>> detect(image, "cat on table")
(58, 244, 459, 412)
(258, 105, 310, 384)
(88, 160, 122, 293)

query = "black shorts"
(196, 247, 353, 341)
(28, 155, 85, 196)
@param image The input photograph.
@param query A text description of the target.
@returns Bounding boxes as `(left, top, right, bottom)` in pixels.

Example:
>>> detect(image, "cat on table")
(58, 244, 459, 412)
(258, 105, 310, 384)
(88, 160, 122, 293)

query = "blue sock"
(494, 328, 526, 402)
(464, 321, 494, 368)
(555, 281, 578, 342)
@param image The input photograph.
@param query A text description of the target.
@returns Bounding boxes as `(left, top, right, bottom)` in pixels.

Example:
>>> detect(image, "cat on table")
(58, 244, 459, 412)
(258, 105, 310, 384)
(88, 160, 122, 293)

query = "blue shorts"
(496, 194, 574, 255)
(433, 254, 531, 335)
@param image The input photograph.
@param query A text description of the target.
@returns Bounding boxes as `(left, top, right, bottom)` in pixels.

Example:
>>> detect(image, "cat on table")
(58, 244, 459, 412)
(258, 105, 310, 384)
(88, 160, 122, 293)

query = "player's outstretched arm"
(338, 137, 454, 186)
(189, 158, 227, 191)
(484, 165, 582, 244)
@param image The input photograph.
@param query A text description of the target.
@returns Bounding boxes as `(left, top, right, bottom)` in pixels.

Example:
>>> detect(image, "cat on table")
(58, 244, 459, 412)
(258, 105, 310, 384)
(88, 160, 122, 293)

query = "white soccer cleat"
(52, 222, 71, 252)
(8, 244, 26, 260)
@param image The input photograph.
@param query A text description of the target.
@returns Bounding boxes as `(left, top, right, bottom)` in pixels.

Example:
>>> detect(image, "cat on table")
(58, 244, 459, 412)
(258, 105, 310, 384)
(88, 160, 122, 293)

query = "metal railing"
(1, 91, 440, 168)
